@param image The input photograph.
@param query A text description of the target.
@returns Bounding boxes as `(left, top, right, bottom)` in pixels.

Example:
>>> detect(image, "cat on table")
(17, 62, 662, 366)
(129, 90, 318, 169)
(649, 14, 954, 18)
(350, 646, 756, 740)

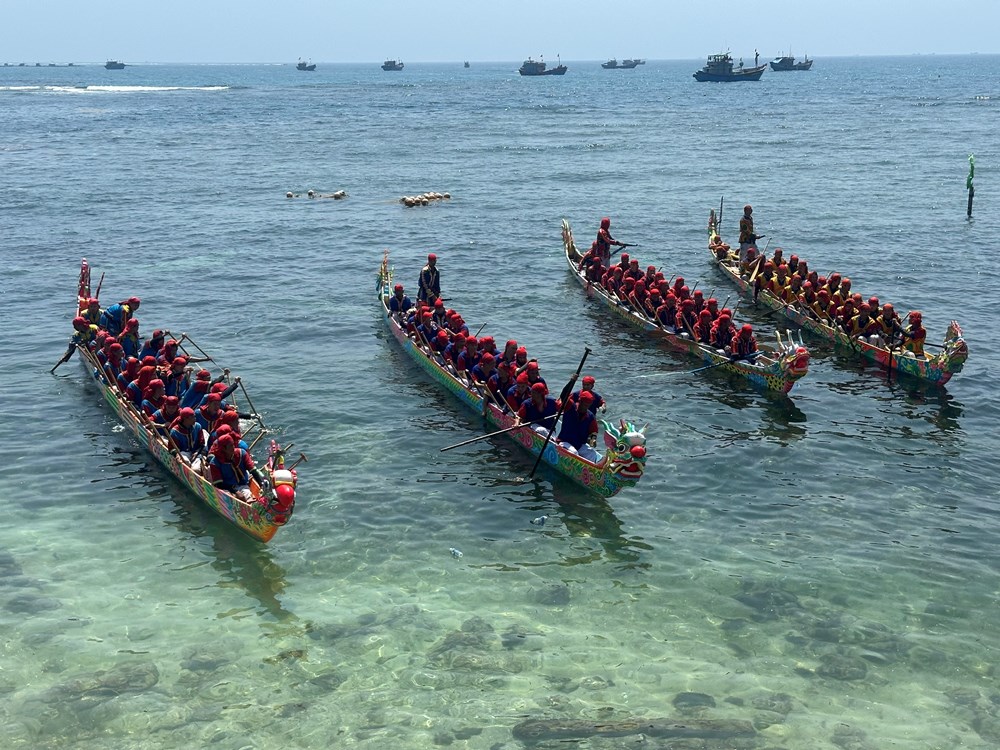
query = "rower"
(557, 391, 600, 462)
(847, 304, 880, 344)
(209, 434, 266, 501)
(171, 407, 207, 471)
(150, 396, 180, 435)
(81, 297, 102, 326)
(694, 309, 714, 344)
(676, 299, 698, 339)
(99, 297, 141, 338)
(655, 293, 678, 332)
(141, 379, 166, 417)
(389, 284, 413, 317)
(515, 382, 559, 437)
(487, 362, 515, 410)
(710, 313, 736, 353)
(119, 317, 141, 358)
(571, 375, 606, 414)
(470, 352, 496, 384)
(901, 311, 926, 357)
(731, 324, 759, 361)
(139, 329, 166, 361)
(505, 372, 531, 411)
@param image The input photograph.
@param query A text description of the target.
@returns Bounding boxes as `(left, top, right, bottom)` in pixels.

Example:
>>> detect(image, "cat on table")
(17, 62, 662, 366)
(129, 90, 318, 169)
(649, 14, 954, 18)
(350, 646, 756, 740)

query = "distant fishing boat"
(693, 52, 765, 82)
(104, 60, 126, 70)
(381, 59, 404, 71)
(464, 61, 470, 68)
(519, 55, 567, 76)
(770, 53, 813, 71)
(621, 58, 643, 68)
(296, 59, 316, 71)
(602, 58, 640, 70)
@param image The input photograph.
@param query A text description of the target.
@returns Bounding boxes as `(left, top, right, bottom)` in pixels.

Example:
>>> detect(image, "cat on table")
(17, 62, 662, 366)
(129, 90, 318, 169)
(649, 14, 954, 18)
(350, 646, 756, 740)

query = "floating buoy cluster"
(285, 189, 348, 199)
(400, 192, 451, 207)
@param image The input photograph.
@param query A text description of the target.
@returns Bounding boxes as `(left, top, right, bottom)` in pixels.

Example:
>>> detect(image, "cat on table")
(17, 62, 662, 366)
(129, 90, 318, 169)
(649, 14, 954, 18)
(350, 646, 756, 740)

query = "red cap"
(172, 356, 187, 368)
(578, 390, 595, 403)
(859, 303, 871, 312)
(109, 342, 124, 352)
(516, 346, 527, 356)
(647, 265, 656, 272)
(148, 378, 164, 390)
(127, 296, 141, 305)
(465, 337, 477, 347)
(427, 253, 437, 261)
(526, 361, 538, 371)
(516, 372, 530, 385)
(436, 330, 448, 341)
(481, 353, 495, 364)
(216, 434, 235, 450)
(434, 299, 444, 308)
(87, 297, 99, 306)
(531, 382, 547, 394)
(741, 324, 753, 334)
(164, 396, 179, 406)
(601, 217, 611, 229)
(126, 318, 139, 328)
(506, 339, 517, 348)
(179, 407, 195, 419)
(206, 393, 222, 403)
(196, 369, 211, 380)
(211, 383, 228, 393)
(394, 284, 403, 292)
(582, 375, 595, 386)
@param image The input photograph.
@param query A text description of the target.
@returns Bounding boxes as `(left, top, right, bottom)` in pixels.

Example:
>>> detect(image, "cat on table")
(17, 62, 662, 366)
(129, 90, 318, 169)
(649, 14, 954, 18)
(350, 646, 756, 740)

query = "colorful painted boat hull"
(377, 256, 647, 498)
(74, 260, 288, 542)
(705, 211, 968, 385)
(561, 220, 810, 394)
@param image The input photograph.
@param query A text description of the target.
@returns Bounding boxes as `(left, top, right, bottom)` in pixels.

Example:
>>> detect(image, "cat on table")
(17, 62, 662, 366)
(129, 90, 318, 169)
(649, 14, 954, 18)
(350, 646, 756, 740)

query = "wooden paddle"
(50, 343, 77, 373)
(526, 347, 591, 480)
(440, 415, 558, 452)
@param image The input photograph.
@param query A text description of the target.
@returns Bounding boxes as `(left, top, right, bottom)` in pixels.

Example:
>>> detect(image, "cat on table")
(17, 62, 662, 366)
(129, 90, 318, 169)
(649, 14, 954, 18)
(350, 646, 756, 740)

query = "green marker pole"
(967, 155, 975, 219)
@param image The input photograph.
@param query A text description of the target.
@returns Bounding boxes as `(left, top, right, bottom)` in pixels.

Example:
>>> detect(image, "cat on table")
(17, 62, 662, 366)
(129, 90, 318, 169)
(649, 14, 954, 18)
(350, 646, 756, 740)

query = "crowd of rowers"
(577, 219, 762, 360)
(65, 296, 270, 500)
(710, 235, 928, 356)
(387, 275, 609, 463)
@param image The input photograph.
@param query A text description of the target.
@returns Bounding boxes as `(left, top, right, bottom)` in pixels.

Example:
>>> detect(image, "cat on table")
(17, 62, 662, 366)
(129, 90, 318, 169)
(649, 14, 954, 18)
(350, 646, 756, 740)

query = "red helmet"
(600, 217, 611, 229)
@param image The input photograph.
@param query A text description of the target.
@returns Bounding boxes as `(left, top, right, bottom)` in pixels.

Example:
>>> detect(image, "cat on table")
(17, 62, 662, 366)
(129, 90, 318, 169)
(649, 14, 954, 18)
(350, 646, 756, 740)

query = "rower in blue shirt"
(557, 391, 601, 462)
(388, 284, 413, 317)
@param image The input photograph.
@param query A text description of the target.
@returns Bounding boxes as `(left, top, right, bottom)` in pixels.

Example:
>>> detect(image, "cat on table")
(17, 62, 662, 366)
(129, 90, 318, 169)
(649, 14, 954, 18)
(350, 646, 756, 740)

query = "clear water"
(2, 57, 999, 749)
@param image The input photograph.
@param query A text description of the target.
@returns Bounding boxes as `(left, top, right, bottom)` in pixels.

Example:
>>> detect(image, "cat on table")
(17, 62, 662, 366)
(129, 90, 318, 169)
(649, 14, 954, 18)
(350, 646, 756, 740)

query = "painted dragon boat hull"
(705, 211, 968, 385)
(376, 255, 647, 498)
(73, 260, 293, 542)
(561, 220, 810, 394)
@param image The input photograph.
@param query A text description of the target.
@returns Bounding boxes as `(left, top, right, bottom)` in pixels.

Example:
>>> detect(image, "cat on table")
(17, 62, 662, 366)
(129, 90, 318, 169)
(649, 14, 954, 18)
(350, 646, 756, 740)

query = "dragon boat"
(377, 253, 647, 498)
(562, 220, 810, 394)
(705, 210, 969, 385)
(67, 259, 301, 543)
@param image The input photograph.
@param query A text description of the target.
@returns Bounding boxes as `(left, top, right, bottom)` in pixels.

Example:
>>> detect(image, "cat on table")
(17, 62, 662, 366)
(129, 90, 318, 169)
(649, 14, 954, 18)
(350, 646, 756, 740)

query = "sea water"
(1, 57, 999, 749)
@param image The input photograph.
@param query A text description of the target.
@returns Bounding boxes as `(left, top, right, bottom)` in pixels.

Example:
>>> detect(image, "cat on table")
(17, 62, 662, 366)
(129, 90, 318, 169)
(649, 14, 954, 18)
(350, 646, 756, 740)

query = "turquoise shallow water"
(2, 57, 1000, 749)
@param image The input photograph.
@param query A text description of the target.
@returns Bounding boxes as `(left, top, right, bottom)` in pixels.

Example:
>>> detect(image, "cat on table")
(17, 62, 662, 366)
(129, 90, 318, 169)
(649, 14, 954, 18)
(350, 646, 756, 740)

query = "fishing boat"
(770, 53, 812, 71)
(381, 59, 404, 71)
(601, 59, 619, 69)
(518, 56, 567, 76)
(705, 210, 969, 385)
(104, 60, 126, 70)
(376, 253, 648, 498)
(66, 259, 302, 542)
(692, 52, 765, 82)
(296, 59, 316, 71)
(562, 221, 810, 394)
(621, 58, 644, 68)
(464, 61, 470, 68)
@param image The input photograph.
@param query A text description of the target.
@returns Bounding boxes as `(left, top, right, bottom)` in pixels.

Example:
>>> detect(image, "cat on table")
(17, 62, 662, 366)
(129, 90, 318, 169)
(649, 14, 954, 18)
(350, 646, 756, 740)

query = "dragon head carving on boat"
(778, 343, 811, 382)
(600, 419, 648, 481)
(937, 320, 969, 371)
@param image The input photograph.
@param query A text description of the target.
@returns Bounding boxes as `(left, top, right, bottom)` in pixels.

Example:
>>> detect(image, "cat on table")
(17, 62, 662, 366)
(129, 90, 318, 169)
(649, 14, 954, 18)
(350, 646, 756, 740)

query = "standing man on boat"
(417, 253, 441, 304)
(595, 217, 626, 266)
(739, 205, 761, 264)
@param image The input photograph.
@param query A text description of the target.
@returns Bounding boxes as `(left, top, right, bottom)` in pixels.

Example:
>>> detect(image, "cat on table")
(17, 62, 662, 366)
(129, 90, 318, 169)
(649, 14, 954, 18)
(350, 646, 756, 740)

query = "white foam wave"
(0, 85, 230, 94)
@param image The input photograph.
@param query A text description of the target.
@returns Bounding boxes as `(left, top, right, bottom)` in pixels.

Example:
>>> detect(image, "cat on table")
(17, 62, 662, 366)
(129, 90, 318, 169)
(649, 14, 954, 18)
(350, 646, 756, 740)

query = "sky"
(3, 0, 999, 63)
